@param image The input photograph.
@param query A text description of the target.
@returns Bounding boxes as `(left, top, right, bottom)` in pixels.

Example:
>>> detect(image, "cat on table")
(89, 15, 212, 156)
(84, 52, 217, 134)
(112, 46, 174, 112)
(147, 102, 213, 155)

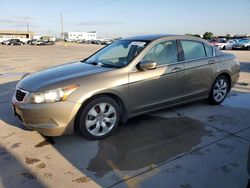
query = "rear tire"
(207, 75, 229, 105)
(77, 96, 120, 140)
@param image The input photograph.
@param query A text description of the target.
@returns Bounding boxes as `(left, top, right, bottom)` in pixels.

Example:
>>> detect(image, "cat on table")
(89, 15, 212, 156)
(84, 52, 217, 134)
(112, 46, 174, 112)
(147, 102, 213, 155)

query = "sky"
(0, 0, 249, 38)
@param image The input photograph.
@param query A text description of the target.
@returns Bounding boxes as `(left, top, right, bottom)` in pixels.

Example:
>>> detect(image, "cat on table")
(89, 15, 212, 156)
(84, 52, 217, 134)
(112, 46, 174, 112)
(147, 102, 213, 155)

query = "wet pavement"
(0, 45, 250, 188)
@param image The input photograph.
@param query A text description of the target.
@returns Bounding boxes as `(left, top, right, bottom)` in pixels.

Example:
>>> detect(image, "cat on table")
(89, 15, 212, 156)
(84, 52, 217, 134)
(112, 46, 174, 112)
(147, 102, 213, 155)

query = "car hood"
(17, 61, 112, 92)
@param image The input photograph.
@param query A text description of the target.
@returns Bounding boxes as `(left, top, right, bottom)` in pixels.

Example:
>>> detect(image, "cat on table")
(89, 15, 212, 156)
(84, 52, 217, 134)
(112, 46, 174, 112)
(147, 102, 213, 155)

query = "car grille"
(16, 89, 27, 101)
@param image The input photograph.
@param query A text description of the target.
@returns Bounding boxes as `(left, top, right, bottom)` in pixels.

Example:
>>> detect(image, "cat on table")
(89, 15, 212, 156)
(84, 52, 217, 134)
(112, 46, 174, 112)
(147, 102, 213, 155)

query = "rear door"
(180, 40, 214, 99)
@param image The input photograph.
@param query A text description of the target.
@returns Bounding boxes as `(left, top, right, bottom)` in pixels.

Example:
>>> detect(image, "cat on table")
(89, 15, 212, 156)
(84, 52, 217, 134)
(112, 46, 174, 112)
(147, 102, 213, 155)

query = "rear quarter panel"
(210, 52, 240, 89)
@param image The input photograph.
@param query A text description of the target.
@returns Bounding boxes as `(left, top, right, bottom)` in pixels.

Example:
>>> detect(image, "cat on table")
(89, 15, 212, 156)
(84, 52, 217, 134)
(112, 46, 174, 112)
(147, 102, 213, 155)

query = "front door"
(128, 40, 184, 115)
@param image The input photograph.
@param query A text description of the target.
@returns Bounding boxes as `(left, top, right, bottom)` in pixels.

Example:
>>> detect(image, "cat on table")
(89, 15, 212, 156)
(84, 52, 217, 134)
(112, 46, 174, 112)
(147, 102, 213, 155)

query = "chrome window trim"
(178, 56, 210, 64)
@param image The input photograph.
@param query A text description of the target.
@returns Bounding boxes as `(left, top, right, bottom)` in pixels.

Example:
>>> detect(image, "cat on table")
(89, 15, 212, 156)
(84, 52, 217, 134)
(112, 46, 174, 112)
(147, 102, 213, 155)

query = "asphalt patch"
(72, 176, 91, 183)
(25, 157, 40, 165)
(11, 142, 21, 149)
(35, 140, 50, 148)
(21, 172, 37, 180)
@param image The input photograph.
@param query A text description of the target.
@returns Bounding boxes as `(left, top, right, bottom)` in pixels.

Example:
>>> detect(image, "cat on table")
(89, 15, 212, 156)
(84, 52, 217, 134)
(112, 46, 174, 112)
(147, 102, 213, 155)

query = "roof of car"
(121, 34, 178, 41)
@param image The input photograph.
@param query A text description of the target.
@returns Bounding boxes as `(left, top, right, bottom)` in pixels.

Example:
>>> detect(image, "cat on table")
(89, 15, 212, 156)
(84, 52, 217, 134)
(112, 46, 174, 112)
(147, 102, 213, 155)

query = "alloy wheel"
(213, 78, 228, 102)
(85, 102, 117, 136)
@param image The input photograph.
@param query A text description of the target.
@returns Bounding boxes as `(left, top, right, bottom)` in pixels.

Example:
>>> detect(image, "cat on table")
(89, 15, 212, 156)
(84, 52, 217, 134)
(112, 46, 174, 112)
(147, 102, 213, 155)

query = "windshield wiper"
(85, 60, 121, 68)
(100, 63, 121, 68)
(80, 58, 87, 62)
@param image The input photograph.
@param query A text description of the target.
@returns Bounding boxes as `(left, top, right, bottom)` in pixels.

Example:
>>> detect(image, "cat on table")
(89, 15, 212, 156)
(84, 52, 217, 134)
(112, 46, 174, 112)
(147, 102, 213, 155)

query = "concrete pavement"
(0, 44, 249, 188)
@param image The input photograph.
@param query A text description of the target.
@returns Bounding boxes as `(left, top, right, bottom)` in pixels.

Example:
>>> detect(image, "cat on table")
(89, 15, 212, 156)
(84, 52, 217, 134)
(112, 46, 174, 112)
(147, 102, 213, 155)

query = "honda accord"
(12, 34, 240, 139)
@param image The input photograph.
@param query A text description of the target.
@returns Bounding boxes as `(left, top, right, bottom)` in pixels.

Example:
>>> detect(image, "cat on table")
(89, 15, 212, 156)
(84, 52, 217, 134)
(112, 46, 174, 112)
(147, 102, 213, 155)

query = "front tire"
(207, 75, 229, 105)
(77, 96, 120, 139)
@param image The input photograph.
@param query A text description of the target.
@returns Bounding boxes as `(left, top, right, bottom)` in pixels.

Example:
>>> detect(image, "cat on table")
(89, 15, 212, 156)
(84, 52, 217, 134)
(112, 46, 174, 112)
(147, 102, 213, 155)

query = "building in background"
(0, 30, 35, 42)
(62, 31, 97, 42)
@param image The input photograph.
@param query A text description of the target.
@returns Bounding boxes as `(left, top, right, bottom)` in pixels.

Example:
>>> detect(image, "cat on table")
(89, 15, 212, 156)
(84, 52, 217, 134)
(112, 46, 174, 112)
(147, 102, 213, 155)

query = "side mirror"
(137, 60, 157, 71)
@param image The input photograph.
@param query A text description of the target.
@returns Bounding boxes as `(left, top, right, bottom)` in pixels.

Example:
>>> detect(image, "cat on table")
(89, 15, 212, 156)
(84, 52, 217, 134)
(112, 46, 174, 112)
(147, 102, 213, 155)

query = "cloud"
(65, 0, 119, 13)
(11, 23, 45, 29)
(14, 16, 36, 21)
(0, 18, 23, 24)
(70, 21, 122, 26)
(0, 16, 36, 24)
(119, 10, 134, 14)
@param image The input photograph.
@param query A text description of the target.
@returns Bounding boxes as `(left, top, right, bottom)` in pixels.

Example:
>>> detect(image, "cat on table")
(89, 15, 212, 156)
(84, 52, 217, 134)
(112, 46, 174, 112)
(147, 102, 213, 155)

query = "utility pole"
(60, 11, 64, 41)
(26, 22, 30, 39)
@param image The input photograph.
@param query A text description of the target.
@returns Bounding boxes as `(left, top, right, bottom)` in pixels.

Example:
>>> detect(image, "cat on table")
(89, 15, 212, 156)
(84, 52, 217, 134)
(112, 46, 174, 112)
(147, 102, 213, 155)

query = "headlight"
(29, 84, 79, 103)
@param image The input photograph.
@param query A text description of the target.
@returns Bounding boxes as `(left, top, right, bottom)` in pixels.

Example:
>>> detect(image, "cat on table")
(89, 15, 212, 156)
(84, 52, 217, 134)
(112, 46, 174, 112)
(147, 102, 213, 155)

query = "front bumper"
(233, 45, 248, 49)
(12, 95, 81, 136)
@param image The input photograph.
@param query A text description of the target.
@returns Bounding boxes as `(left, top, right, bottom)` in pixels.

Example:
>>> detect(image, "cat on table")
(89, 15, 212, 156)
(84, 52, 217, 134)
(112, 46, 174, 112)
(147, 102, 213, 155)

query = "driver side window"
(142, 40, 178, 66)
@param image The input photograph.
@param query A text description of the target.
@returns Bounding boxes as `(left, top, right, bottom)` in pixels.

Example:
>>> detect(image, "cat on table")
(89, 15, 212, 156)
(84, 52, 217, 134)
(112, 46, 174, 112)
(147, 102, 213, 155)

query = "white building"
(62, 31, 97, 42)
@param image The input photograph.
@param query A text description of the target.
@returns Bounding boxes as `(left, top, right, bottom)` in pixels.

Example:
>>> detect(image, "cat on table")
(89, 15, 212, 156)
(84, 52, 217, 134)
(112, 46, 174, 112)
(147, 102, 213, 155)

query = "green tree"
(203, 32, 214, 39)
(226, 34, 231, 39)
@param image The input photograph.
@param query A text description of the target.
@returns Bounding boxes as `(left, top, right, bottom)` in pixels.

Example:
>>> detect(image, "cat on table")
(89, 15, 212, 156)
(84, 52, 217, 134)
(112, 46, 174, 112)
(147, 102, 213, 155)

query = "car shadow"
(52, 114, 210, 186)
(0, 145, 46, 187)
(240, 62, 250, 73)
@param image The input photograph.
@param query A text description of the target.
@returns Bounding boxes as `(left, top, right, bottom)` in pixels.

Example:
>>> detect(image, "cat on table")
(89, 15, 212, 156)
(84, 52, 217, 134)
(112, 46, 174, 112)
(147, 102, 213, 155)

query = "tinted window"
(204, 44, 214, 57)
(142, 40, 178, 65)
(181, 41, 206, 60)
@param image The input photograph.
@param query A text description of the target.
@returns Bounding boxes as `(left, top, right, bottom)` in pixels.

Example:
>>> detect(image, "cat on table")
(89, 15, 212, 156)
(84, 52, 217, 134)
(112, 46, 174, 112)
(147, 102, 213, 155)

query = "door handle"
(208, 60, 216, 64)
(171, 67, 182, 73)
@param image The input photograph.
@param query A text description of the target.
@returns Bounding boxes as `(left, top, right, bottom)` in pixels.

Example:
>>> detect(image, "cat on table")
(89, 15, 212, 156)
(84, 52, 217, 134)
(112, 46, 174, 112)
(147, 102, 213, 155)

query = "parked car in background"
(34, 40, 55, 46)
(209, 38, 219, 45)
(232, 39, 250, 50)
(214, 39, 235, 50)
(27, 39, 37, 45)
(2, 39, 25, 45)
(43, 41, 55, 45)
(79, 40, 92, 44)
(91, 40, 101, 45)
(2, 40, 10, 45)
(12, 34, 240, 139)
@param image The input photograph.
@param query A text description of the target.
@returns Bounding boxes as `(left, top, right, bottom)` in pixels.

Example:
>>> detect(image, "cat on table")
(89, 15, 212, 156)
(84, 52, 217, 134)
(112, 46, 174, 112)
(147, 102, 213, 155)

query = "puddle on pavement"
(0, 72, 27, 78)
(87, 115, 209, 177)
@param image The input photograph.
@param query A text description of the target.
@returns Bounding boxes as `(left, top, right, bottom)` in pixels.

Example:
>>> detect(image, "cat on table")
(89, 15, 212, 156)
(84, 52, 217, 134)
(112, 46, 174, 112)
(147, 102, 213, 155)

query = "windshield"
(218, 39, 227, 43)
(85, 40, 148, 68)
(239, 39, 250, 43)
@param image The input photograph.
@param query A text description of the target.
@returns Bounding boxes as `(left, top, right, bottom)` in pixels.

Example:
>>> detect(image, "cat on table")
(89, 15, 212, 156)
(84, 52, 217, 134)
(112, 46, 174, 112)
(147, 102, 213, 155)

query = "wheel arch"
(211, 72, 232, 92)
(74, 93, 128, 132)
(218, 72, 232, 91)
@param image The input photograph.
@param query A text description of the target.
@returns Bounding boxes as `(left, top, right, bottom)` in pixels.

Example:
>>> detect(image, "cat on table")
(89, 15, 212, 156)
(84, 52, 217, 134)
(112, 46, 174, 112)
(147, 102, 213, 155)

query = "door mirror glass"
(137, 60, 157, 71)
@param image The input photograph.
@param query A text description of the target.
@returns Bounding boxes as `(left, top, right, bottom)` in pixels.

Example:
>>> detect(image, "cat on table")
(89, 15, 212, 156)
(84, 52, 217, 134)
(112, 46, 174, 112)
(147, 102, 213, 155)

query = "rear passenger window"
(204, 44, 214, 57)
(181, 41, 206, 60)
